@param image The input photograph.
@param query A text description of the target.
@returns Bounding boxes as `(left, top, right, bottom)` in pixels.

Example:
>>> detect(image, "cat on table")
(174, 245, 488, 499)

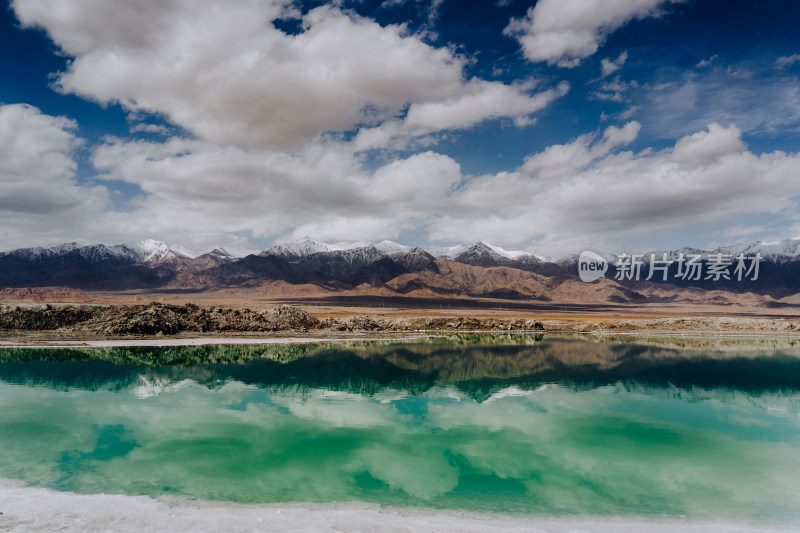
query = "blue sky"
(1, 0, 800, 256)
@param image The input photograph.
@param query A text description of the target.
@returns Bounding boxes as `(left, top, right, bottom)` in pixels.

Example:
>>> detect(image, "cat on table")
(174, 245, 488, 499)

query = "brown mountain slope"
(164, 258, 779, 307)
(387, 260, 559, 300)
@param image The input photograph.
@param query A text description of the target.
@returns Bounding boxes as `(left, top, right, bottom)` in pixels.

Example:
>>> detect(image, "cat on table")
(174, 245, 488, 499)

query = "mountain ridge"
(6, 236, 800, 265)
(1, 237, 798, 303)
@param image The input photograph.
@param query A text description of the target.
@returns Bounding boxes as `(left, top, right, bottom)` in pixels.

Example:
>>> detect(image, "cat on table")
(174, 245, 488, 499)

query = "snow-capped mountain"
(3, 242, 141, 264)
(713, 239, 800, 264)
(197, 248, 234, 260)
(6, 236, 800, 267)
(420, 244, 467, 260)
(596, 240, 800, 266)
(128, 239, 191, 262)
(483, 243, 542, 261)
(454, 242, 514, 267)
(297, 244, 387, 271)
(264, 237, 411, 260)
(264, 237, 334, 260)
(393, 247, 437, 272)
(1, 236, 798, 298)
(261, 237, 538, 263)
(213, 246, 261, 258)
(8, 242, 82, 261)
(374, 240, 411, 255)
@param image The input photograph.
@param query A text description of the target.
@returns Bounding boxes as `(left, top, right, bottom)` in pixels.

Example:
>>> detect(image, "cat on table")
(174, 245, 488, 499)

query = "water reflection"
(1, 336, 800, 520)
(2, 336, 800, 399)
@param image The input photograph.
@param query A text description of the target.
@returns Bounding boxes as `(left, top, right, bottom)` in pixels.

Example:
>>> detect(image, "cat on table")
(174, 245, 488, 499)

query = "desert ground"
(0, 286, 799, 346)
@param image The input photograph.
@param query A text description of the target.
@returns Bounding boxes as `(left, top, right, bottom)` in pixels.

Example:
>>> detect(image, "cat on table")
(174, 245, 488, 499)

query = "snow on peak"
(50, 242, 81, 255)
(727, 238, 800, 264)
(213, 246, 260, 258)
(483, 243, 537, 260)
(329, 240, 371, 251)
(130, 239, 189, 261)
(453, 242, 539, 262)
(420, 244, 467, 260)
(267, 237, 334, 258)
(374, 240, 410, 254)
(197, 248, 234, 259)
(18, 242, 75, 260)
(5, 236, 800, 269)
(263, 237, 540, 262)
(677, 238, 800, 264)
(267, 237, 408, 259)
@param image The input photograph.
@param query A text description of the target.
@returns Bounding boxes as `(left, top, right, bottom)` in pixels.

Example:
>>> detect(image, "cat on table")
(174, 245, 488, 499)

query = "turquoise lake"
(1, 335, 799, 527)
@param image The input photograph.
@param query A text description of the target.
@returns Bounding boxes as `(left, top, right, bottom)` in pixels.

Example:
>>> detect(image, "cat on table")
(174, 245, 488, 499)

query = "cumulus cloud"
(504, 0, 681, 67)
(3, 104, 797, 255)
(90, 134, 464, 244)
(7, 1, 797, 256)
(83, 120, 800, 256)
(0, 104, 112, 247)
(13, 0, 563, 151)
(519, 121, 641, 178)
(353, 80, 570, 151)
(129, 123, 170, 135)
(672, 123, 747, 165)
(91, 138, 364, 238)
(429, 122, 800, 254)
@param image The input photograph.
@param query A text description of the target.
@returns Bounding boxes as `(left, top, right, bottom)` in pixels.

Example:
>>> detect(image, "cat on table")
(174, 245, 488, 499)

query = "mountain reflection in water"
(1, 335, 800, 399)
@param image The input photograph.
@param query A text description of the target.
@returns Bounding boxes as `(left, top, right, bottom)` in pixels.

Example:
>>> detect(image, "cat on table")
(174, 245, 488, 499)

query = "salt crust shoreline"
(0, 336, 388, 349)
(2, 329, 800, 349)
(0, 480, 794, 533)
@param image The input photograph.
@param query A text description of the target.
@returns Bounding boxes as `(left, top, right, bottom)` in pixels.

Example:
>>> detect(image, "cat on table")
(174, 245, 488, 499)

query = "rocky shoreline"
(1, 302, 800, 345)
(0, 302, 800, 338)
(0, 302, 545, 338)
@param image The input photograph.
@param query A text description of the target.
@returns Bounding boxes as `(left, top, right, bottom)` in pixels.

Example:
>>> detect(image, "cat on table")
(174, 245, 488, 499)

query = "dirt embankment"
(540, 316, 800, 335)
(1, 302, 799, 341)
(0, 302, 544, 338)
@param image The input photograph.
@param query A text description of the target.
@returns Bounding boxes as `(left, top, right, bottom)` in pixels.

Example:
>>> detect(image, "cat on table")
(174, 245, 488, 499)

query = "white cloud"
(717, 224, 771, 240)
(129, 123, 170, 135)
(91, 137, 366, 237)
(592, 76, 638, 103)
(7, 2, 798, 256)
(519, 121, 641, 178)
(672, 123, 746, 166)
(368, 151, 461, 206)
(429, 122, 800, 255)
(86, 120, 800, 256)
(504, 0, 681, 67)
(4, 104, 800, 256)
(696, 54, 718, 68)
(775, 54, 800, 69)
(0, 104, 112, 247)
(600, 51, 628, 77)
(353, 80, 570, 151)
(13, 0, 563, 152)
(89, 135, 464, 244)
(404, 80, 567, 130)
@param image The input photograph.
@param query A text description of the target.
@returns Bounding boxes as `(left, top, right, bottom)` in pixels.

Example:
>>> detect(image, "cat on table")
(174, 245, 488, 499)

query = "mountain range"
(1, 237, 799, 306)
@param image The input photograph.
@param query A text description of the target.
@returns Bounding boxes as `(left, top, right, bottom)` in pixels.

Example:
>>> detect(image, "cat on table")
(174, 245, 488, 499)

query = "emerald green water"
(1, 337, 799, 522)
